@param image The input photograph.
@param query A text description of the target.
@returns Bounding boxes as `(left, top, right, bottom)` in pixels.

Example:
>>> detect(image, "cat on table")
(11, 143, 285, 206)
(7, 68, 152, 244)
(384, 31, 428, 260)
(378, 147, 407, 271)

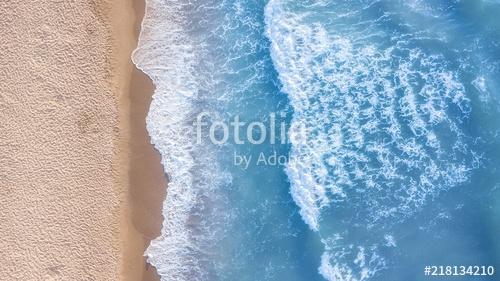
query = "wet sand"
(119, 1, 166, 280)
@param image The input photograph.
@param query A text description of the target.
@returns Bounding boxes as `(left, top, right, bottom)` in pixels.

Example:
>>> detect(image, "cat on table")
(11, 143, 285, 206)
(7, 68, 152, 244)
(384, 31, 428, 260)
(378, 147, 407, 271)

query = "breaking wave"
(265, 0, 477, 280)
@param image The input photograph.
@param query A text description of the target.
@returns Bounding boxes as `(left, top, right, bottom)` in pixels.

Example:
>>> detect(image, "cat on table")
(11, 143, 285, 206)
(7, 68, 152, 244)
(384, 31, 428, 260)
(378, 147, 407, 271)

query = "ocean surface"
(133, 0, 500, 280)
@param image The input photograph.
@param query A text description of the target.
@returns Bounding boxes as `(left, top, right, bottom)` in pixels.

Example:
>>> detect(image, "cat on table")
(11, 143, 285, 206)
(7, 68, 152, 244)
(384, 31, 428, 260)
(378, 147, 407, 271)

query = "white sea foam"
(135, 0, 480, 279)
(319, 237, 386, 281)
(265, 0, 474, 280)
(133, 1, 230, 280)
(472, 76, 491, 103)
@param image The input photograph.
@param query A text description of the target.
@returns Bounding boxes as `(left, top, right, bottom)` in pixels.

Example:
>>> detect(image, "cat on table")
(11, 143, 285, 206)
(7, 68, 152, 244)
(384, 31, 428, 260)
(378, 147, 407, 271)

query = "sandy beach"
(0, 0, 164, 280)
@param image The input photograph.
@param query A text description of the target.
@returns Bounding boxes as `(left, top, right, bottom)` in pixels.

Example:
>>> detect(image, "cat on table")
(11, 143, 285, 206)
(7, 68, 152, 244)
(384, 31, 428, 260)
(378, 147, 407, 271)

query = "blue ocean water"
(133, 0, 500, 280)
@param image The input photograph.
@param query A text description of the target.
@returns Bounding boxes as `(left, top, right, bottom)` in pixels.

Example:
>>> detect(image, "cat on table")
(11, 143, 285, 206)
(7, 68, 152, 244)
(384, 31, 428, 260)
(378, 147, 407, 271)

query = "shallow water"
(134, 0, 500, 280)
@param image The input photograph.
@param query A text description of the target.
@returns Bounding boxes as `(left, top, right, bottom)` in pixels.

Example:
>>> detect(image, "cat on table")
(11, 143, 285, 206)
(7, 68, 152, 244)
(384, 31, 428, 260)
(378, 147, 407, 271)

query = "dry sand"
(0, 0, 165, 280)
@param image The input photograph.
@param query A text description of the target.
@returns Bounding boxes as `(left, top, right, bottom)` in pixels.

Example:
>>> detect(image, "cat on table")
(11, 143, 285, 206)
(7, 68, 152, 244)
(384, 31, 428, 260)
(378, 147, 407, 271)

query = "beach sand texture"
(0, 0, 164, 280)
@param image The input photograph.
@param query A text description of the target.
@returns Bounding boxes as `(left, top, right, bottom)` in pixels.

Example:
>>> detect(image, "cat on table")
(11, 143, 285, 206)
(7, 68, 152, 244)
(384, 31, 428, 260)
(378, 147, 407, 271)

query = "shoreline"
(110, 0, 165, 280)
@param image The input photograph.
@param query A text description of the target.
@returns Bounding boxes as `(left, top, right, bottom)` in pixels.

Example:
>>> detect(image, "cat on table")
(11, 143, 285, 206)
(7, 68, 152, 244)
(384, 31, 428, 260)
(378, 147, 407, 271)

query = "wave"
(264, 0, 477, 280)
(133, 0, 231, 280)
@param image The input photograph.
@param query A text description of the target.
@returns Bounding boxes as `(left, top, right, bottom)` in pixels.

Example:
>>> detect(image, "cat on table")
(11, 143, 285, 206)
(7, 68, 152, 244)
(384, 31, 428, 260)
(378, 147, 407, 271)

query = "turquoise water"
(133, 0, 500, 280)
